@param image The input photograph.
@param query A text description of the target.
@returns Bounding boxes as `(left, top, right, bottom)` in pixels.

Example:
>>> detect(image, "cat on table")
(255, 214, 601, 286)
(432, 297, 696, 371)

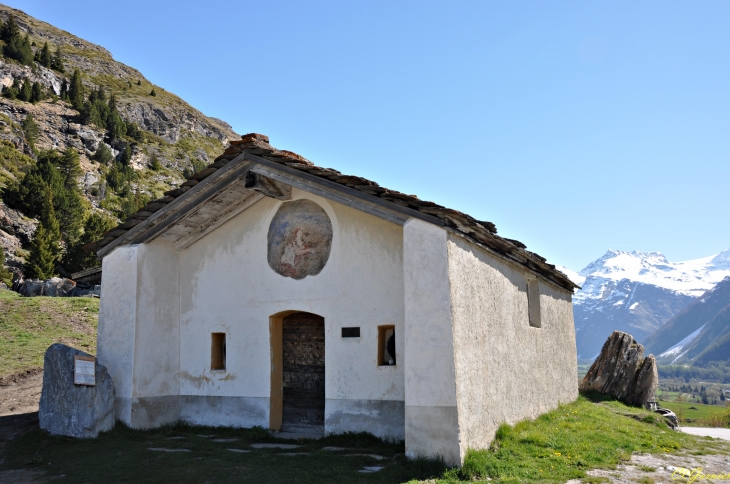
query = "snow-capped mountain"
(560, 248, 730, 360)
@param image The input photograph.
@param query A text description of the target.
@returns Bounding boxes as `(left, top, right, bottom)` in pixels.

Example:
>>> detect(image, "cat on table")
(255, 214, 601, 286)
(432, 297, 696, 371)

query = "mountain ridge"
(562, 248, 730, 361)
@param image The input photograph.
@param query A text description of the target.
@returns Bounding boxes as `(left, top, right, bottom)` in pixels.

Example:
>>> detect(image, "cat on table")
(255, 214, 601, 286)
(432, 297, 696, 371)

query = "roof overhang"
(87, 134, 580, 292)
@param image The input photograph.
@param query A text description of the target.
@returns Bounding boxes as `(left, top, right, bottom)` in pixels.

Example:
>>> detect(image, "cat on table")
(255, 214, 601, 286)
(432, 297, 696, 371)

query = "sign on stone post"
(74, 355, 96, 386)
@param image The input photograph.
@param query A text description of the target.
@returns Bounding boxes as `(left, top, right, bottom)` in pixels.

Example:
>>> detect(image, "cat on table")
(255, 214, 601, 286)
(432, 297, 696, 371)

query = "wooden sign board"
(74, 355, 96, 386)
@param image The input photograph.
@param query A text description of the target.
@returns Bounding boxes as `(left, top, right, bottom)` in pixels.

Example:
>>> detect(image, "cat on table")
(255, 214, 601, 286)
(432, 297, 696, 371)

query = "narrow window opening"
(211, 333, 226, 370)
(377, 325, 396, 366)
(527, 279, 542, 328)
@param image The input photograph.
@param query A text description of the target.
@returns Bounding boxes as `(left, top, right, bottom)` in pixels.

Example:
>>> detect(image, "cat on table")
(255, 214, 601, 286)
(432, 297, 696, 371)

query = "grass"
(3, 425, 444, 484)
(0, 290, 98, 378)
(657, 399, 729, 425)
(423, 396, 729, 483)
(3, 396, 728, 483)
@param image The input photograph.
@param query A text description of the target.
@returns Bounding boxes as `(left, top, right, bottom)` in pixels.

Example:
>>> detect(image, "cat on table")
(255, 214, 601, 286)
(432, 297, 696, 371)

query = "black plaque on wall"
(341, 327, 360, 338)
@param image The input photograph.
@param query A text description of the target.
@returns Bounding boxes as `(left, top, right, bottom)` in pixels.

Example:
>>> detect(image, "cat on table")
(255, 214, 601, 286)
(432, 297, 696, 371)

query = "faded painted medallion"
(267, 199, 333, 280)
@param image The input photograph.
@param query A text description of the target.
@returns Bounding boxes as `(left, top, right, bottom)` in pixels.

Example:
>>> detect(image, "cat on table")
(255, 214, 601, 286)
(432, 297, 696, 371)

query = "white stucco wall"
(98, 245, 138, 424)
(177, 188, 405, 434)
(403, 219, 460, 465)
(97, 242, 182, 427)
(447, 233, 578, 461)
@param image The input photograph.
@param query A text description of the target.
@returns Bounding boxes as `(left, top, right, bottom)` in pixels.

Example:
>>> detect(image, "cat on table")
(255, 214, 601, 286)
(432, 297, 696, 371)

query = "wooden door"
(281, 312, 325, 433)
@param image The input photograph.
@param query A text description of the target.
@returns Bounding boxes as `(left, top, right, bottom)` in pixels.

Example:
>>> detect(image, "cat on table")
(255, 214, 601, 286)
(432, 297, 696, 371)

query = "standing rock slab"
(39, 343, 115, 438)
(580, 331, 658, 407)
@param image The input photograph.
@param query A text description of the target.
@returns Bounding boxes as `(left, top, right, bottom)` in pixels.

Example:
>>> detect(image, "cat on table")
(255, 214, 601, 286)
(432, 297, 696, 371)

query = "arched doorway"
(271, 311, 325, 434)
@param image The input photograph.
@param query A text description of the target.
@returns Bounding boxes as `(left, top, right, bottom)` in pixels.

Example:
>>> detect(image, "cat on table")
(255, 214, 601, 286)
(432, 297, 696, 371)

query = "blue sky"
(11, 1, 730, 271)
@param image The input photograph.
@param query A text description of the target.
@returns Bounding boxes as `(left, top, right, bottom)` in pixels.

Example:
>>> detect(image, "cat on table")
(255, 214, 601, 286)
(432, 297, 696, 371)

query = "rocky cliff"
(0, 4, 239, 271)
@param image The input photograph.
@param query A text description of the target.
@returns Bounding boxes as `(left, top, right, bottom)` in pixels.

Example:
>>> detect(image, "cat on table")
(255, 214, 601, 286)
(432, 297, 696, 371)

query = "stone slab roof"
(85, 134, 578, 292)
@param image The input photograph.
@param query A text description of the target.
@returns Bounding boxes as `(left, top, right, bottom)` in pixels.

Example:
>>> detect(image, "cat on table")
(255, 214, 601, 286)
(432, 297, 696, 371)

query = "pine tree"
(68, 69, 85, 110)
(60, 79, 68, 101)
(59, 147, 83, 189)
(136, 79, 141, 86)
(31, 81, 44, 103)
(63, 212, 115, 273)
(26, 189, 62, 279)
(5, 33, 34, 66)
(120, 144, 132, 166)
(21, 113, 39, 150)
(92, 143, 114, 165)
(25, 221, 58, 279)
(0, 15, 19, 43)
(18, 78, 32, 102)
(149, 88, 157, 96)
(150, 154, 162, 170)
(51, 46, 65, 73)
(0, 247, 13, 286)
(38, 42, 52, 68)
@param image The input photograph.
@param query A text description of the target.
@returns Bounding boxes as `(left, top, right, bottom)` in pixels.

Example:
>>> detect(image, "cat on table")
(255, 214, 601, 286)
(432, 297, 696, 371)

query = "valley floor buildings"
(88, 134, 579, 465)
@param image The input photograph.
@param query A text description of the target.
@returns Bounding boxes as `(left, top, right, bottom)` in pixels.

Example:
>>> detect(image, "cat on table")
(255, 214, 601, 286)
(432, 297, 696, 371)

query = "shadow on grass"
(1, 421, 448, 484)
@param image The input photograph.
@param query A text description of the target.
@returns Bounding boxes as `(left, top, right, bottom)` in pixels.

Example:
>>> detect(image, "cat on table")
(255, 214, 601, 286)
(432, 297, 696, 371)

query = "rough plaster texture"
(97, 242, 182, 428)
(403, 219, 460, 465)
(325, 399, 405, 441)
(179, 396, 269, 428)
(100, 190, 406, 432)
(97, 246, 138, 426)
(447, 234, 578, 461)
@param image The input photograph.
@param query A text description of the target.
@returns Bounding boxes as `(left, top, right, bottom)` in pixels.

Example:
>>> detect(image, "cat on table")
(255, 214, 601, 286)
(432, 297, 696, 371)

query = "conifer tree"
(150, 154, 162, 171)
(92, 143, 114, 165)
(26, 192, 62, 280)
(136, 79, 141, 86)
(21, 113, 39, 150)
(63, 212, 115, 273)
(0, 247, 13, 287)
(5, 32, 34, 66)
(59, 147, 83, 189)
(106, 93, 126, 141)
(60, 79, 68, 101)
(31, 81, 44, 103)
(149, 88, 157, 96)
(38, 41, 52, 68)
(0, 15, 19, 43)
(51, 46, 64, 73)
(68, 69, 85, 110)
(18, 78, 32, 102)
(120, 144, 132, 166)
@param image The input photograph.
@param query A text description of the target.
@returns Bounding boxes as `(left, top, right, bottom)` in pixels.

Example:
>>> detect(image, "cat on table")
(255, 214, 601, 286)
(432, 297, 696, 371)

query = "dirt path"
(0, 374, 44, 483)
(567, 450, 730, 483)
(0, 372, 42, 417)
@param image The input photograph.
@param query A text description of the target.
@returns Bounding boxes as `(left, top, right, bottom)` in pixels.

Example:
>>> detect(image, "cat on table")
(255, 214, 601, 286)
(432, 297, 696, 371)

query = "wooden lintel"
(175, 193, 265, 251)
(96, 154, 250, 258)
(244, 154, 443, 227)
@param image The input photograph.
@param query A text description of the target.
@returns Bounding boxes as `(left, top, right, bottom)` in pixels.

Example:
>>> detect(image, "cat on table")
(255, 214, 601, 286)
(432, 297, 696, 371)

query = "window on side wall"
(377, 325, 396, 366)
(211, 333, 226, 370)
(527, 278, 542, 328)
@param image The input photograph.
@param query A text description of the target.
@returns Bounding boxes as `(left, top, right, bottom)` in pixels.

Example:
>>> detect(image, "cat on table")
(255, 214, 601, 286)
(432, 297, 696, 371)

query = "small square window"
(377, 325, 396, 366)
(527, 279, 541, 328)
(211, 333, 226, 370)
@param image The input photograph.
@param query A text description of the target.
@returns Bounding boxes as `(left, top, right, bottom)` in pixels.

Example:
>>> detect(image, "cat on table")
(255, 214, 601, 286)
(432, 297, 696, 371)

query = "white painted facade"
(98, 188, 578, 466)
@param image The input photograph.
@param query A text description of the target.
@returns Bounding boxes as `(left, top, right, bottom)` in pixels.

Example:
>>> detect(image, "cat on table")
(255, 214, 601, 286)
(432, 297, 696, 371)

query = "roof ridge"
(85, 134, 578, 292)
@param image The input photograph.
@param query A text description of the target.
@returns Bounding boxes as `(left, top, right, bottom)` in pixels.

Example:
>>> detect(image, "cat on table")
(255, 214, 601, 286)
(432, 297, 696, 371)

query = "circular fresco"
(267, 199, 333, 280)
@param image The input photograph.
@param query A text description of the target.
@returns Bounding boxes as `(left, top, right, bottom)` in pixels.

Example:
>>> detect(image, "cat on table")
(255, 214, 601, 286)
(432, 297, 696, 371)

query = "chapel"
(87, 133, 579, 465)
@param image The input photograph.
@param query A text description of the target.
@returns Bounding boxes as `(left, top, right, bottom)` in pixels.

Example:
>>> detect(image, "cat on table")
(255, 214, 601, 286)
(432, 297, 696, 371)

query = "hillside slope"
(644, 277, 730, 365)
(0, 4, 239, 274)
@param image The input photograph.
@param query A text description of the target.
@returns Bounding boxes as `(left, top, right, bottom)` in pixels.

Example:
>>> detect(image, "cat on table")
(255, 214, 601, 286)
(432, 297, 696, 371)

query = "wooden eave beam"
(96, 154, 251, 258)
(244, 153, 444, 227)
